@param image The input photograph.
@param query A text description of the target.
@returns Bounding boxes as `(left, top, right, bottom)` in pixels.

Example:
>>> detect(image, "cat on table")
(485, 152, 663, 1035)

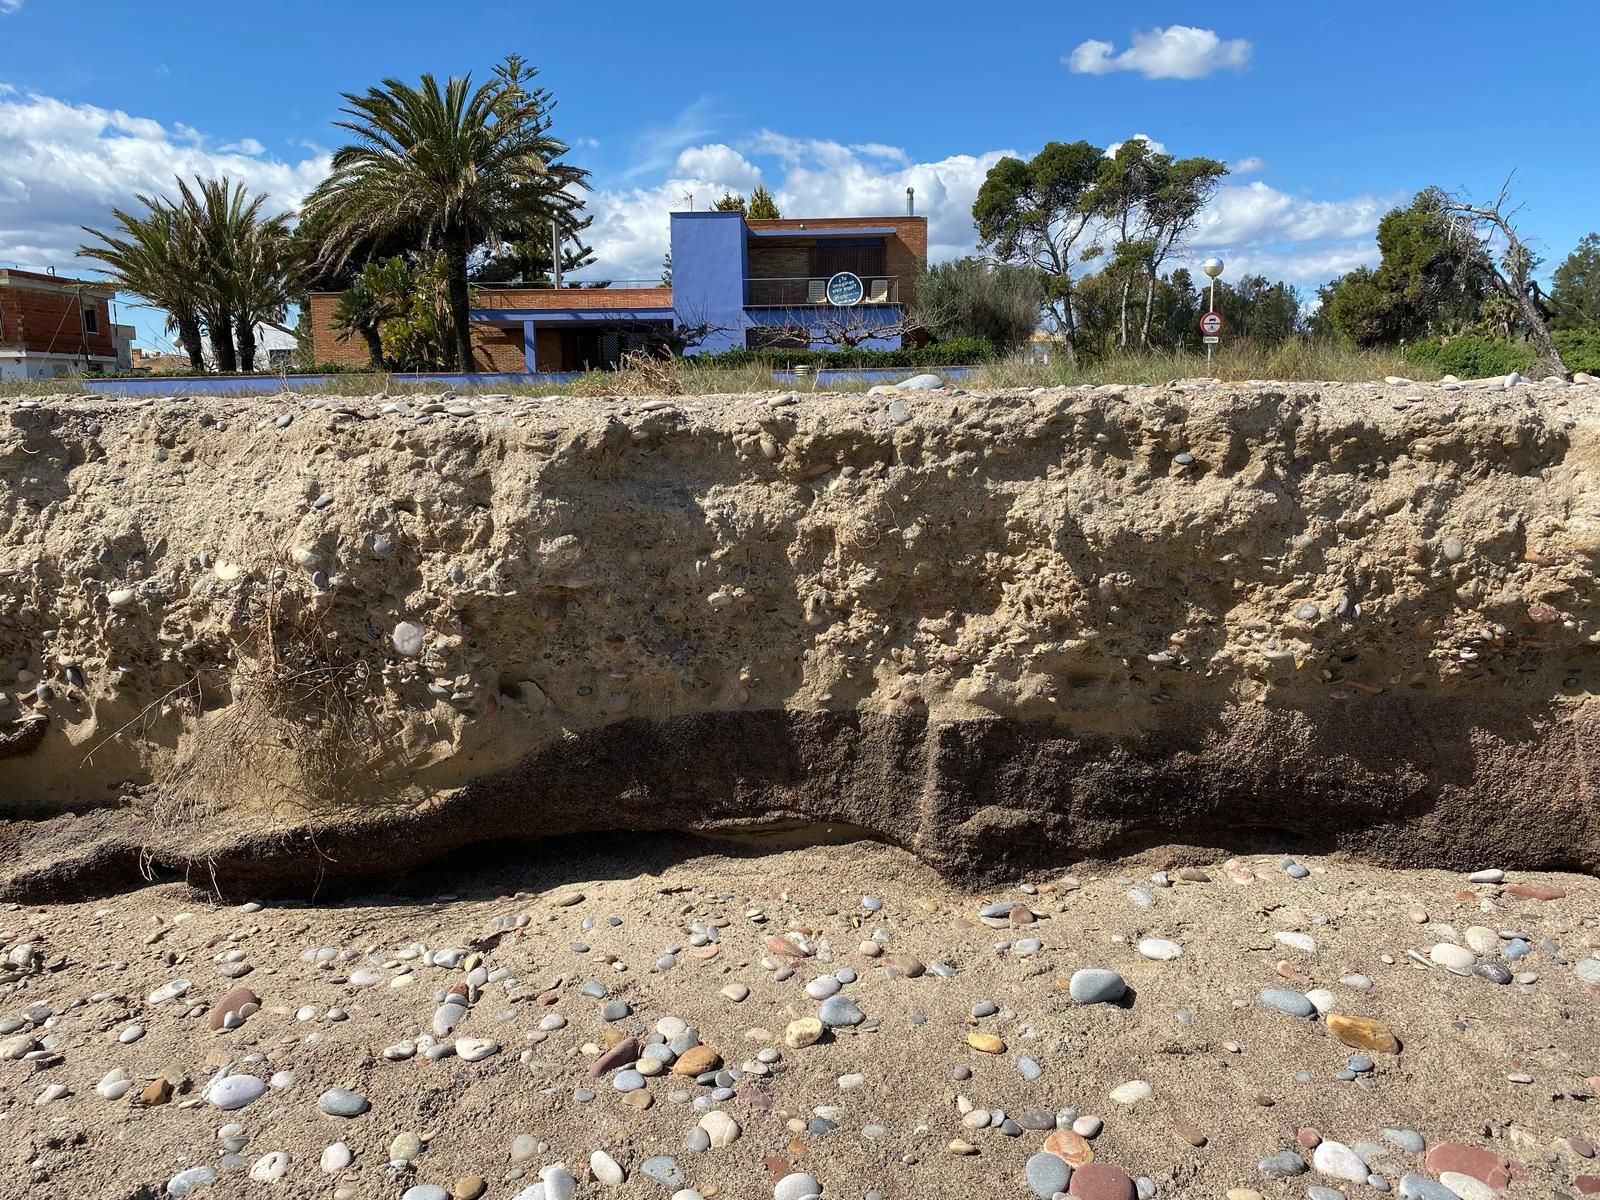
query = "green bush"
(692, 337, 997, 370)
(1405, 336, 1535, 378)
(1555, 329, 1600, 374)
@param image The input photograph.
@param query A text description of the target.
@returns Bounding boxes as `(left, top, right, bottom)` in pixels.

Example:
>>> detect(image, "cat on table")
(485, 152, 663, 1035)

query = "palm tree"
(331, 256, 413, 369)
(303, 54, 588, 372)
(78, 198, 207, 369)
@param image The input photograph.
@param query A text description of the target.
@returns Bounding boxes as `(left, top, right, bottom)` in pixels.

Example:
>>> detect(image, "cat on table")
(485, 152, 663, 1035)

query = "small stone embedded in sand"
(1313, 1141, 1371, 1182)
(1423, 1143, 1513, 1189)
(317, 1087, 369, 1117)
(206, 986, 260, 1031)
(1109, 1079, 1151, 1105)
(1429, 943, 1477, 974)
(1259, 1151, 1310, 1180)
(204, 1074, 266, 1111)
(1027, 1151, 1073, 1198)
(672, 1045, 721, 1075)
(1068, 1161, 1136, 1200)
(1138, 938, 1183, 960)
(774, 1173, 821, 1200)
(1069, 969, 1126, 1004)
(1045, 1129, 1096, 1166)
(818, 994, 864, 1026)
(391, 620, 425, 656)
(785, 1018, 824, 1049)
(1327, 1013, 1400, 1053)
(1258, 988, 1316, 1017)
(967, 1031, 1006, 1054)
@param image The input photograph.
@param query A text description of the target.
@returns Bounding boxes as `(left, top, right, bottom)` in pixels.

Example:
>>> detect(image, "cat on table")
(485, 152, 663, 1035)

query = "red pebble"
(585, 1037, 639, 1077)
(1068, 1162, 1136, 1200)
(1424, 1142, 1514, 1190)
(1297, 1128, 1322, 1149)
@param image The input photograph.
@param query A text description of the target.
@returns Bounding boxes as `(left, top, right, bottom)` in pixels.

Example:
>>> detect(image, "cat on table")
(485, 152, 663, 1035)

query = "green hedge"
(1405, 330, 1600, 377)
(1405, 336, 1536, 377)
(691, 336, 998, 370)
(1555, 329, 1600, 374)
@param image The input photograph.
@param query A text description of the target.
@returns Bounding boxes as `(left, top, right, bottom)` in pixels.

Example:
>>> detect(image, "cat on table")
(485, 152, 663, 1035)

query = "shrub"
(1405, 336, 1535, 378)
(913, 259, 1043, 352)
(1554, 329, 1600, 375)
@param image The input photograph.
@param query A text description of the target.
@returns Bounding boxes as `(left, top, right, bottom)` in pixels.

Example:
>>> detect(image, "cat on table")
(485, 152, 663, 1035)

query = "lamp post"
(1202, 257, 1225, 368)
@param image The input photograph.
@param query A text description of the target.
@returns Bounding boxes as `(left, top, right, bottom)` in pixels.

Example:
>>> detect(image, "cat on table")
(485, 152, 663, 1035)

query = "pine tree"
(748, 185, 780, 219)
(712, 192, 747, 213)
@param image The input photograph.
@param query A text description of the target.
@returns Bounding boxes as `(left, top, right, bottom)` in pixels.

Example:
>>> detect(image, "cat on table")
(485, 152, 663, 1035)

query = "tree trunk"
(1117, 274, 1131, 350)
(207, 310, 238, 372)
(361, 326, 385, 370)
(1140, 271, 1157, 348)
(234, 315, 257, 373)
(445, 231, 475, 373)
(1515, 288, 1568, 375)
(175, 313, 205, 370)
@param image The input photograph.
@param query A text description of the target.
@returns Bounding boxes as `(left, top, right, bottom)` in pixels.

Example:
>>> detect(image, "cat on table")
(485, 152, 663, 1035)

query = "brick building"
(0, 269, 133, 380)
(306, 210, 928, 373)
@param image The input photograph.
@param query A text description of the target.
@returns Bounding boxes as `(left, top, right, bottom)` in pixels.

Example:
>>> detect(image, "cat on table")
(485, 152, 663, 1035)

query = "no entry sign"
(1200, 311, 1224, 336)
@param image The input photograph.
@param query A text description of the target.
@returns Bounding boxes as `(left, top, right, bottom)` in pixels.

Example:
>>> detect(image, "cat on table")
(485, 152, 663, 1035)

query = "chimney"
(906, 187, 915, 216)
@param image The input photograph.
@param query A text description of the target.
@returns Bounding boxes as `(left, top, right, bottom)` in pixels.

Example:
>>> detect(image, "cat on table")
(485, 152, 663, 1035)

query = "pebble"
(205, 1074, 267, 1111)
(1258, 1152, 1309, 1180)
(317, 1087, 369, 1117)
(1069, 969, 1127, 1004)
(1314, 1140, 1371, 1182)
(1138, 938, 1183, 960)
(774, 1173, 821, 1200)
(1429, 944, 1476, 974)
(166, 1166, 219, 1196)
(818, 994, 864, 1027)
(1466, 869, 1504, 883)
(591, 1150, 625, 1184)
(321, 1143, 353, 1173)
(1258, 988, 1316, 1017)
(1109, 1079, 1151, 1105)
(402, 1189, 449, 1200)
(1027, 1151, 1073, 1198)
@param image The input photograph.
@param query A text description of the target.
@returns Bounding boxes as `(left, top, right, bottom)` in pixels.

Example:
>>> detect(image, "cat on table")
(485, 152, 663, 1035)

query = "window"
(82, 304, 99, 334)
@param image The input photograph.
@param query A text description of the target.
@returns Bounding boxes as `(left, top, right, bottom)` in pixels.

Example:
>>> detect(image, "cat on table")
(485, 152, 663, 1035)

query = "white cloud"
(0, 88, 328, 276)
(1232, 155, 1265, 175)
(1105, 132, 1167, 157)
(621, 97, 718, 180)
(1067, 26, 1252, 80)
(0, 0, 22, 13)
(1193, 181, 1397, 247)
(672, 144, 763, 192)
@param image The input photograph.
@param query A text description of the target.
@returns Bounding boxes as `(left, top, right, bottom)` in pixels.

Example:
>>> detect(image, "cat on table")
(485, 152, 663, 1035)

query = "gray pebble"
(1258, 1151, 1309, 1180)
(1258, 988, 1316, 1017)
(642, 1156, 685, 1189)
(1068, 969, 1126, 1005)
(316, 1087, 369, 1117)
(1026, 1152, 1071, 1198)
(818, 995, 864, 1027)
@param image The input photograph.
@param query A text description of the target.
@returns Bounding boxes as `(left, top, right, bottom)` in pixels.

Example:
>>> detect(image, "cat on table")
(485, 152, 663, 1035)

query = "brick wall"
(472, 324, 526, 373)
(743, 217, 928, 309)
(306, 293, 370, 368)
(0, 274, 116, 358)
(536, 328, 564, 371)
(476, 287, 673, 310)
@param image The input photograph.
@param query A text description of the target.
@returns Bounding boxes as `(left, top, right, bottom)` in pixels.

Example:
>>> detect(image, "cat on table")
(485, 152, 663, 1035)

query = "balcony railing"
(746, 275, 901, 307)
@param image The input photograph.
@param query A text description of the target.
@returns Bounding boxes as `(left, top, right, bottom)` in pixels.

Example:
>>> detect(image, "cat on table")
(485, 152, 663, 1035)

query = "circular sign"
(1200, 311, 1224, 335)
(826, 271, 865, 307)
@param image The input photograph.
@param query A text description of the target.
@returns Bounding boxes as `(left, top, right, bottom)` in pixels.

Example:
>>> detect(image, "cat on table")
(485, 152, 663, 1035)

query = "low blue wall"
(77, 372, 581, 397)
(771, 366, 983, 387)
(72, 365, 983, 398)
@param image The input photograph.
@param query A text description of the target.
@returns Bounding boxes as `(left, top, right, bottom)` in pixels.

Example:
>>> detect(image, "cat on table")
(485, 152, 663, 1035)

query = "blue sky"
(3, 0, 1598, 350)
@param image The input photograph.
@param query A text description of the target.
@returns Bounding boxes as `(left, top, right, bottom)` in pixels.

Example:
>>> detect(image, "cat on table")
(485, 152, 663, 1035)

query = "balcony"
(746, 275, 901, 308)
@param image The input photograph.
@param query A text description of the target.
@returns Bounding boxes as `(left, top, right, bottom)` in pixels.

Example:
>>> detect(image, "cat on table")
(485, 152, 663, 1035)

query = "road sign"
(1200, 311, 1224, 336)
(826, 272, 865, 307)
(1203, 335, 1220, 344)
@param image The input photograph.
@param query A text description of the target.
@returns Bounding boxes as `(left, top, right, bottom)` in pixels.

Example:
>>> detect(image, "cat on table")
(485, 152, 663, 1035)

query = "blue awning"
(747, 226, 897, 238)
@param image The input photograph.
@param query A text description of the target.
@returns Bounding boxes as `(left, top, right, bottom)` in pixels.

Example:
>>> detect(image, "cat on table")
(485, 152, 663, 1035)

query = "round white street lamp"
(1201, 258, 1225, 368)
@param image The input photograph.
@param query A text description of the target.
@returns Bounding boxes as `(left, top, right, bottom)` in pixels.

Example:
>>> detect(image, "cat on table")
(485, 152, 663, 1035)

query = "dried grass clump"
(148, 587, 421, 832)
(570, 350, 685, 397)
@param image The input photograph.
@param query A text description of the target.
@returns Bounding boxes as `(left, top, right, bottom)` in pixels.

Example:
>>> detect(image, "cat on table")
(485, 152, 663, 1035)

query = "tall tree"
(1441, 181, 1567, 374)
(913, 258, 1043, 351)
(304, 54, 589, 371)
(1088, 139, 1159, 350)
(331, 256, 413, 369)
(1136, 155, 1228, 346)
(1325, 188, 1489, 346)
(712, 192, 747, 213)
(1550, 233, 1600, 330)
(78, 197, 207, 369)
(973, 140, 1103, 362)
(747, 185, 781, 219)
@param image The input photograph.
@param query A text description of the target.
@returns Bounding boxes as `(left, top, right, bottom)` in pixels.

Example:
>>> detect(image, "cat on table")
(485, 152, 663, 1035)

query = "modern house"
(0, 269, 131, 380)
(306, 210, 928, 373)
